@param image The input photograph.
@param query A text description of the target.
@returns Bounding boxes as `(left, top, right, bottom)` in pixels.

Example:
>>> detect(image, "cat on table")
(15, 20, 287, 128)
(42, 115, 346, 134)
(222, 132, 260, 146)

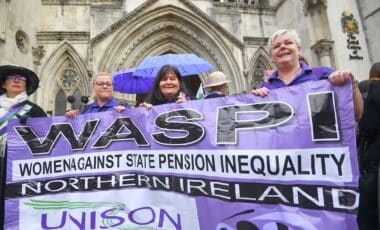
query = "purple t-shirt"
(261, 62, 334, 89)
(82, 97, 125, 114)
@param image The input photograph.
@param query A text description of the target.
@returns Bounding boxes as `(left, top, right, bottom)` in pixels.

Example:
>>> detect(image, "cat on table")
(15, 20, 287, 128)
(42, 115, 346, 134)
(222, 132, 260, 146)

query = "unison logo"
(24, 199, 181, 230)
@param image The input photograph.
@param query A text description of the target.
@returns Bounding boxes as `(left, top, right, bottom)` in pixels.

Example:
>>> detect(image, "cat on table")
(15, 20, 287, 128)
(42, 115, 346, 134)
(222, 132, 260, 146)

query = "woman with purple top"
(140, 65, 190, 110)
(252, 29, 363, 120)
(66, 72, 129, 118)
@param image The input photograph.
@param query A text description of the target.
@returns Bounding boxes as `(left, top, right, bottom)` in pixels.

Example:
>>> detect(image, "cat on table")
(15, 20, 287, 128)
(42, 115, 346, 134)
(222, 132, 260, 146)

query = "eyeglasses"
(6, 75, 27, 81)
(94, 82, 113, 87)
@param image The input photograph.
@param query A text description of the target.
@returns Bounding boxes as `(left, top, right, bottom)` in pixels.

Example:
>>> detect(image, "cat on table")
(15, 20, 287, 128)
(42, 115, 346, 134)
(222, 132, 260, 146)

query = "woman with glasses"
(0, 65, 47, 226)
(0, 65, 47, 121)
(65, 72, 130, 118)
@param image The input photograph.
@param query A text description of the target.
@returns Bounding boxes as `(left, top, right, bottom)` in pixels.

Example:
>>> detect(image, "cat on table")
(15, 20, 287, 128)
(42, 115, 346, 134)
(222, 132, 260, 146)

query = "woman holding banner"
(251, 29, 363, 120)
(140, 65, 190, 109)
(0, 65, 47, 226)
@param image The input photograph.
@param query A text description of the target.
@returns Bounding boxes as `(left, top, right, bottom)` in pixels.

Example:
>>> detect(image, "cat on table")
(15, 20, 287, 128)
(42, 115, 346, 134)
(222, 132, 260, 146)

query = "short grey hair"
(92, 72, 113, 85)
(267, 29, 302, 53)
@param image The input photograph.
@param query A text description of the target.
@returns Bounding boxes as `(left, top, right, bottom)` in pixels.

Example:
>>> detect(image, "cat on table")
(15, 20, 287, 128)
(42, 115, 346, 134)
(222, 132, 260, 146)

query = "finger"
(342, 71, 352, 81)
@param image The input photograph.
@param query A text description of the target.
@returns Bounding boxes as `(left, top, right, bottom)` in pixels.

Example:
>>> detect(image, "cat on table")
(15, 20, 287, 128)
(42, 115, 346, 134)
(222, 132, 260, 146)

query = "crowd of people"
(0, 28, 378, 229)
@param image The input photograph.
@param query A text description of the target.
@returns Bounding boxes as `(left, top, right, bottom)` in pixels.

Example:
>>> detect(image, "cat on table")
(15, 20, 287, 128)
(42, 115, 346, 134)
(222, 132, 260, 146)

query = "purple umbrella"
(112, 69, 154, 94)
(133, 53, 215, 78)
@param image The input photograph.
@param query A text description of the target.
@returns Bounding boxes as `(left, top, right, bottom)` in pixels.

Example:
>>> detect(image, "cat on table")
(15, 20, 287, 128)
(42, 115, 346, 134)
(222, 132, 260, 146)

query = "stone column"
(32, 45, 45, 72)
(31, 46, 45, 102)
(311, 39, 335, 68)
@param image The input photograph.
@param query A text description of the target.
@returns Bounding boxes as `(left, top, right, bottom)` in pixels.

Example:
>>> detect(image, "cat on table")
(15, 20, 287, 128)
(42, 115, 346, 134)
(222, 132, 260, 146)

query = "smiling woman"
(251, 29, 363, 121)
(140, 65, 191, 109)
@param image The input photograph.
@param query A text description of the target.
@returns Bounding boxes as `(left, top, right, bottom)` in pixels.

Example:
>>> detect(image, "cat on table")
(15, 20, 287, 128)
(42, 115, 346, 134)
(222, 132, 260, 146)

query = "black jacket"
(359, 81, 380, 164)
(17, 100, 47, 118)
(0, 100, 46, 226)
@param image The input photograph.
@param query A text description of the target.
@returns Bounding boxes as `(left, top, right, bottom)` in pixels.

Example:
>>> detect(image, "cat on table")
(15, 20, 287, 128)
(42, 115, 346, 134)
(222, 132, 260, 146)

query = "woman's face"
(271, 33, 300, 67)
(159, 71, 180, 99)
(2, 74, 27, 98)
(93, 74, 114, 101)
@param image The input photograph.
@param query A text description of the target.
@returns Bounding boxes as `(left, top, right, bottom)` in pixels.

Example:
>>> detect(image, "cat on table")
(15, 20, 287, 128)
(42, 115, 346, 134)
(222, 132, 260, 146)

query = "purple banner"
(5, 80, 359, 229)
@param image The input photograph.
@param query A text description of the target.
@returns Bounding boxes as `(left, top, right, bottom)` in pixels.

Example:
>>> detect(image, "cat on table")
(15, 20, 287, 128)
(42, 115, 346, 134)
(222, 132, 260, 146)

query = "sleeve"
(30, 104, 47, 118)
(18, 102, 47, 124)
(117, 100, 131, 108)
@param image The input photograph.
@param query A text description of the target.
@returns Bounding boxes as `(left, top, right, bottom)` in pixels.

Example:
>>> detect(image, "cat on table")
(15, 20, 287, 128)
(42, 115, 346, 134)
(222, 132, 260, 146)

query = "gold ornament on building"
(341, 10, 359, 35)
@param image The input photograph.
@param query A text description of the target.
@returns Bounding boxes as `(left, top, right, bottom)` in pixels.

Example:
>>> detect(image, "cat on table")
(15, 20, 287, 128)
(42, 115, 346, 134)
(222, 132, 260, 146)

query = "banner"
(5, 80, 359, 229)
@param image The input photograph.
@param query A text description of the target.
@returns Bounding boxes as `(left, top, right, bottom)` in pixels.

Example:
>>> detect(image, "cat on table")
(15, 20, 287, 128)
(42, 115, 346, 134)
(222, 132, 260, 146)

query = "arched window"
(54, 59, 86, 114)
(250, 59, 269, 89)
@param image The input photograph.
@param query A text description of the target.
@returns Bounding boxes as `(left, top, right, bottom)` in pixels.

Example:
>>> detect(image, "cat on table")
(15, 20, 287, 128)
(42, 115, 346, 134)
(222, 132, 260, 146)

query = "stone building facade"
(0, 0, 377, 116)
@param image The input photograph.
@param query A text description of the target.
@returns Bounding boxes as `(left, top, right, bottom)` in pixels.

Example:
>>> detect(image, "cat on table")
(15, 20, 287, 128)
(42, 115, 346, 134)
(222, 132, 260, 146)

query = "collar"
(90, 97, 118, 108)
(205, 90, 222, 96)
(267, 62, 312, 82)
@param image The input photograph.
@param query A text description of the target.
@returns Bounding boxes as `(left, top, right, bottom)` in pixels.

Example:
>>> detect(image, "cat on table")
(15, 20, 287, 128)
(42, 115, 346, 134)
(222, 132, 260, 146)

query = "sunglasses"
(6, 75, 27, 81)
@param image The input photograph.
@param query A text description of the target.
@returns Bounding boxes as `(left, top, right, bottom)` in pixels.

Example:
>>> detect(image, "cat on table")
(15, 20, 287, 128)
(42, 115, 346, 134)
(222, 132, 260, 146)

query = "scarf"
(0, 91, 29, 111)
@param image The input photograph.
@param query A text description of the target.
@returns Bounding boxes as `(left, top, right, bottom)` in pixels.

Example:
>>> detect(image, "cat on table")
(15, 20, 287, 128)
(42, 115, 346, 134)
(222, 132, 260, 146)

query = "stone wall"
(357, 0, 380, 64)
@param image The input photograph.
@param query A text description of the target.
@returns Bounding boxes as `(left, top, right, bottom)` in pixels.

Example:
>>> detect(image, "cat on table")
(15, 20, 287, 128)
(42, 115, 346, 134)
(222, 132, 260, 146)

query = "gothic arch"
(38, 41, 90, 114)
(247, 47, 274, 89)
(92, 5, 244, 94)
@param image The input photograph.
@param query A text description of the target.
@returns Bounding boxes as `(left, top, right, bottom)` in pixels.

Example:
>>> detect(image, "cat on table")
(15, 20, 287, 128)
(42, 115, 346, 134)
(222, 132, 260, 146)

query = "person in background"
(358, 80, 370, 102)
(65, 72, 129, 118)
(357, 62, 380, 230)
(140, 65, 190, 110)
(0, 65, 47, 227)
(251, 29, 363, 121)
(203, 71, 230, 99)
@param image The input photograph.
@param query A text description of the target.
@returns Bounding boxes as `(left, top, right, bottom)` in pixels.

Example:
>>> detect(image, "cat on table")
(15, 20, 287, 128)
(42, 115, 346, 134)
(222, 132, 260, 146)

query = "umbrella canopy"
(133, 53, 214, 78)
(113, 69, 154, 94)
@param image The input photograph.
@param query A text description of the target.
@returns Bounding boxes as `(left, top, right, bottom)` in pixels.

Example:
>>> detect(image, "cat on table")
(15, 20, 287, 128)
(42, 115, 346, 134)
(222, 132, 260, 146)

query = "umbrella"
(133, 53, 214, 78)
(112, 69, 154, 94)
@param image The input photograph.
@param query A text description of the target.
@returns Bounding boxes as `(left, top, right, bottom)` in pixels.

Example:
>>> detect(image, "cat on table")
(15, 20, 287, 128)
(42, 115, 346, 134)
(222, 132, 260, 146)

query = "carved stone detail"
(15, 30, 30, 54)
(243, 37, 268, 46)
(212, 0, 275, 11)
(116, 22, 222, 72)
(303, 0, 327, 14)
(32, 46, 46, 65)
(303, 0, 327, 10)
(90, 0, 244, 49)
(311, 39, 334, 57)
(60, 67, 80, 90)
(37, 31, 90, 42)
